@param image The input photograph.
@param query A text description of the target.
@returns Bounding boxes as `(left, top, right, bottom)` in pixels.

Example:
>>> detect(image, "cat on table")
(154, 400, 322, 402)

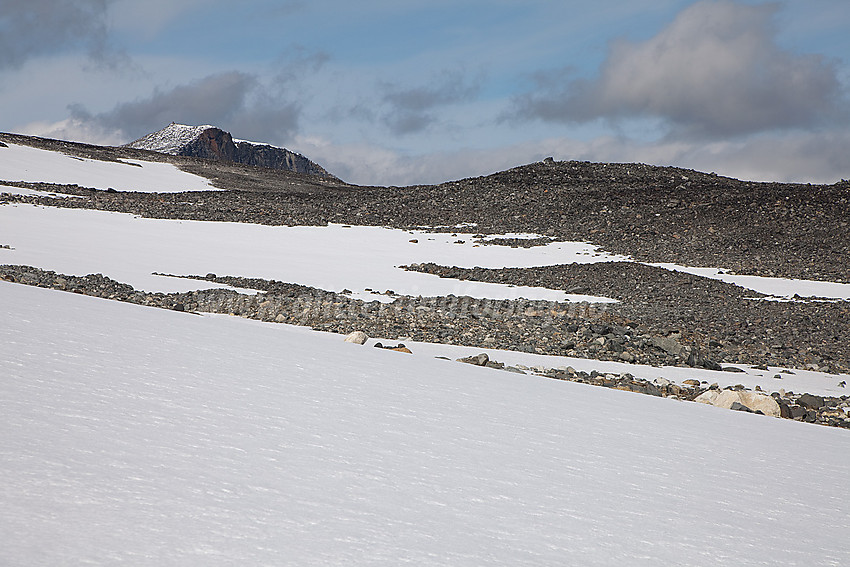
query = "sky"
(1, 0, 849, 186)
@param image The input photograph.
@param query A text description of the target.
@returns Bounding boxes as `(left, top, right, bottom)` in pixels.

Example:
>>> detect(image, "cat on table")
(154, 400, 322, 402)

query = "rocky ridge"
(2, 263, 847, 374)
(450, 350, 849, 428)
(3, 264, 846, 429)
(127, 123, 336, 179)
(403, 261, 850, 374)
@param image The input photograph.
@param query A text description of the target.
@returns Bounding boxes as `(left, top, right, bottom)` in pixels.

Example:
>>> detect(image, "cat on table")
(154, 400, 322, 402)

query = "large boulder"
(797, 393, 825, 410)
(650, 336, 684, 356)
(694, 390, 781, 417)
(343, 330, 368, 345)
(457, 353, 489, 366)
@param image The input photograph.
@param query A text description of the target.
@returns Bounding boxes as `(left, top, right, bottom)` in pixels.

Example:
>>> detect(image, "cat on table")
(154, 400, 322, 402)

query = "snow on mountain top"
(128, 123, 290, 155)
(2, 281, 848, 566)
(127, 122, 216, 154)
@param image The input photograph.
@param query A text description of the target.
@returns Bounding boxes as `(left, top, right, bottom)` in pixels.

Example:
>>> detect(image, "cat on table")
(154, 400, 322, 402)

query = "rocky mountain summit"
(127, 123, 335, 179)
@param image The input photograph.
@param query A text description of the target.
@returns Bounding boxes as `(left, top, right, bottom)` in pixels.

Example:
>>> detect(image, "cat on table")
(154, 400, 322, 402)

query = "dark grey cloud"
(271, 46, 330, 85)
(69, 71, 302, 143)
(0, 0, 118, 69)
(71, 72, 256, 137)
(381, 71, 482, 135)
(513, 0, 847, 138)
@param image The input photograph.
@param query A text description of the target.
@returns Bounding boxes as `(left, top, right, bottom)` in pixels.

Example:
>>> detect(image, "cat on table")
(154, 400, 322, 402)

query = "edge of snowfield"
(2, 281, 848, 566)
(0, 142, 215, 192)
(356, 336, 849, 398)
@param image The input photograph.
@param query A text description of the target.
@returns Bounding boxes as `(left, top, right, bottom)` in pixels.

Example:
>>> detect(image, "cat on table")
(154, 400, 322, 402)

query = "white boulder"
(695, 389, 780, 417)
(343, 330, 368, 345)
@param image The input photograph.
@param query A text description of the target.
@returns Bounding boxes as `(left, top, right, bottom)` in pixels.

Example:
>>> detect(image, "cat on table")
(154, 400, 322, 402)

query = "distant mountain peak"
(127, 123, 335, 179)
(127, 123, 216, 154)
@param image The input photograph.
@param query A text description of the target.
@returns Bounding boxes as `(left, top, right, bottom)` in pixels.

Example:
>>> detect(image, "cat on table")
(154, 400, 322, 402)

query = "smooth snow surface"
(0, 143, 215, 192)
(2, 281, 848, 566)
(0, 204, 621, 300)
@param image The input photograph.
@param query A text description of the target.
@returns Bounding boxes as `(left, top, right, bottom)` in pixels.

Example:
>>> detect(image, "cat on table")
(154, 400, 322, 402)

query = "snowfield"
(0, 204, 621, 301)
(2, 281, 848, 566)
(0, 142, 215, 192)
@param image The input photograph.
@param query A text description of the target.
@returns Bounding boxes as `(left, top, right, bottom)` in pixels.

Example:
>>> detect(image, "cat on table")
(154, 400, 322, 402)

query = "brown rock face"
(179, 128, 237, 161)
(134, 124, 336, 179)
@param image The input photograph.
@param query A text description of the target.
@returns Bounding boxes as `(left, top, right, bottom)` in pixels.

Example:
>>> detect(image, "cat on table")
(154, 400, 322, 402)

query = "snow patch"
(126, 122, 215, 154)
(0, 184, 86, 199)
(0, 205, 620, 301)
(0, 142, 215, 192)
(650, 262, 850, 300)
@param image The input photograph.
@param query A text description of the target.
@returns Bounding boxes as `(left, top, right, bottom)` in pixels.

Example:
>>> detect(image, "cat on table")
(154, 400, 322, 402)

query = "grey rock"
(650, 336, 684, 356)
(797, 393, 825, 410)
(694, 390, 781, 417)
(729, 401, 754, 413)
(343, 330, 368, 345)
(458, 353, 489, 366)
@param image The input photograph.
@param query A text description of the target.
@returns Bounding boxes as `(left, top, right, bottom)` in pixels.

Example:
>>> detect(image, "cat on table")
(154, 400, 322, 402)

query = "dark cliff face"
(178, 128, 237, 161)
(171, 127, 334, 179)
(233, 141, 330, 177)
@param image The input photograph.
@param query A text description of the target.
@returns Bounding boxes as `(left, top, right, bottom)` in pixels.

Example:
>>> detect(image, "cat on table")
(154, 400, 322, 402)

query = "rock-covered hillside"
(127, 123, 335, 179)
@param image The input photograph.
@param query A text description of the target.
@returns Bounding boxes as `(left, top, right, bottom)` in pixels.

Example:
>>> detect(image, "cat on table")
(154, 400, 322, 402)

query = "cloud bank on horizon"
(2, 0, 848, 186)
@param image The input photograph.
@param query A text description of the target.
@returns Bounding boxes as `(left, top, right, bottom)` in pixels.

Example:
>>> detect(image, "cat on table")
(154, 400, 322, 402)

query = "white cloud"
(515, 0, 847, 137)
(295, 131, 850, 187)
(379, 70, 484, 135)
(16, 118, 126, 146)
(37, 70, 306, 145)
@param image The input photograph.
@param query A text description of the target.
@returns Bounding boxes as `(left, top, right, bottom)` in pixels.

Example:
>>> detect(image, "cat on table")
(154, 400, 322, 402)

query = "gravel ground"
(403, 262, 850, 374)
